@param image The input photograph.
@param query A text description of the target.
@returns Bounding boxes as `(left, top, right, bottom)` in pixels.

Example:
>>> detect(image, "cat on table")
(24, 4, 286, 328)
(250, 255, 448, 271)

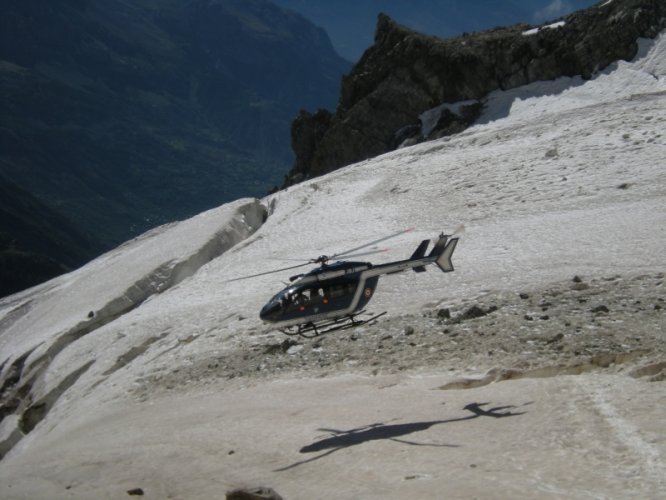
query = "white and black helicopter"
(230, 229, 459, 338)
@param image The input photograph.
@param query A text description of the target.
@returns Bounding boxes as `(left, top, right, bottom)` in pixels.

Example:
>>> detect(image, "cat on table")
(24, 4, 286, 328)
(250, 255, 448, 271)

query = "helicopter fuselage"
(259, 261, 379, 328)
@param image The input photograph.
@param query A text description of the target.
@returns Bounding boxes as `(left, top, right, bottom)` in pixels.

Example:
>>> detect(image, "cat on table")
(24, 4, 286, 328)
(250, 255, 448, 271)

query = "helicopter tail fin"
(429, 234, 459, 272)
(410, 240, 430, 272)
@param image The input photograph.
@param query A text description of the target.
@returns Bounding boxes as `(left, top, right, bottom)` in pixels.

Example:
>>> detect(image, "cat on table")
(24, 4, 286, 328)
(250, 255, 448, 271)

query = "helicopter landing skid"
(280, 311, 387, 338)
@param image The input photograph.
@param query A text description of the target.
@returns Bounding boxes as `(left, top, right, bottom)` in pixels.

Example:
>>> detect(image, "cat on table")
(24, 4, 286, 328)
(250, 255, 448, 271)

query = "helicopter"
(230, 229, 459, 338)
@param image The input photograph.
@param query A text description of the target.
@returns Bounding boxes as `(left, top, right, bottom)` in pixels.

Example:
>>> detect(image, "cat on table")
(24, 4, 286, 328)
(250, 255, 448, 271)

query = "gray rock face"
(285, 0, 666, 186)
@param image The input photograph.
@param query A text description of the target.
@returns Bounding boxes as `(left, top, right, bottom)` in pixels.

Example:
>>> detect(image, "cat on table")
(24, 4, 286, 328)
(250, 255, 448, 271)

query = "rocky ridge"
(285, 0, 666, 186)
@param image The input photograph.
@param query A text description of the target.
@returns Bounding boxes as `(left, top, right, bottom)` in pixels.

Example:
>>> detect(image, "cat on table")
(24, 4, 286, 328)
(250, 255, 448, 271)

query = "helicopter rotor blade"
(225, 262, 311, 282)
(332, 228, 413, 259)
(333, 248, 388, 260)
(226, 228, 416, 282)
(267, 256, 310, 263)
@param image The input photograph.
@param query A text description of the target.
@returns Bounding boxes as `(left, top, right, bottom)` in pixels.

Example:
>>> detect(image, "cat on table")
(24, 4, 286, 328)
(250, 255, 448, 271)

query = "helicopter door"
(322, 281, 357, 310)
(356, 276, 379, 310)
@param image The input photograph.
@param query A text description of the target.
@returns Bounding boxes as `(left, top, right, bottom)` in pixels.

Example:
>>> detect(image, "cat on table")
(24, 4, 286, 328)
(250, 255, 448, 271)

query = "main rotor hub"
(313, 255, 330, 265)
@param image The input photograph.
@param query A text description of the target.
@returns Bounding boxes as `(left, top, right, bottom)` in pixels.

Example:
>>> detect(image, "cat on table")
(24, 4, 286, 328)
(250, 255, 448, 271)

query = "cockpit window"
(272, 282, 357, 314)
(328, 283, 356, 298)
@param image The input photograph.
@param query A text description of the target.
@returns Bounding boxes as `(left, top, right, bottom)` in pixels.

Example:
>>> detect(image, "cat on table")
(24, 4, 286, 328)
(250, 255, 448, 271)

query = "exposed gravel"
(133, 272, 665, 400)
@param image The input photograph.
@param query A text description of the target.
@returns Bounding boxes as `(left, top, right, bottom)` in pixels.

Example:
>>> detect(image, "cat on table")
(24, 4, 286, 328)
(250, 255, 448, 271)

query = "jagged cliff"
(284, 0, 666, 186)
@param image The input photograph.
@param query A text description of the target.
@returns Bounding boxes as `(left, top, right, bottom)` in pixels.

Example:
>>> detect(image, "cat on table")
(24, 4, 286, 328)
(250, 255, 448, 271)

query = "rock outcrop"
(284, 0, 666, 186)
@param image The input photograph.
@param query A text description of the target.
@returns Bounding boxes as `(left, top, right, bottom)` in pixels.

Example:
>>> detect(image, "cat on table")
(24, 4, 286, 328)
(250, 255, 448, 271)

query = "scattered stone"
(573, 275, 583, 283)
(127, 488, 144, 496)
(286, 344, 304, 355)
(453, 305, 498, 323)
(628, 362, 666, 380)
(87, 311, 95, 319)
(264, 339, 298, 355)
(519, 293, 529, 300)
(226, 487, 284, 500)
(404, 326, 415, 336)
(404, 473, 430, 480)
(437, 308, 451, 319)
(546, 333, 564, 344)
(591, 305, 610, 314)
(590, 353, 620, 368)
(617, 182, 632, 189)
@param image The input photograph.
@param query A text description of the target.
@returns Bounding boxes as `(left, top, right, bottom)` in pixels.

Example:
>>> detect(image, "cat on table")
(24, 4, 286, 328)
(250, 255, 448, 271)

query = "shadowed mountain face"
(284, 0, 666, 186)
(0, 174, 102, 296)
(0, 0, 349, 296)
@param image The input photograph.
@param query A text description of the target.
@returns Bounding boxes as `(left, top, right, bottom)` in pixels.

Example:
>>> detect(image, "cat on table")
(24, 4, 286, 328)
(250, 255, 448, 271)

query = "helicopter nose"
(260, 301, 281, 322)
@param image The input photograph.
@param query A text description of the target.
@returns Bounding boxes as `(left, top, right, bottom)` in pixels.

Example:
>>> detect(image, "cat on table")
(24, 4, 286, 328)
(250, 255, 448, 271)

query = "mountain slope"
(0, 29, 664, 500)
(0, 0, 349, 263)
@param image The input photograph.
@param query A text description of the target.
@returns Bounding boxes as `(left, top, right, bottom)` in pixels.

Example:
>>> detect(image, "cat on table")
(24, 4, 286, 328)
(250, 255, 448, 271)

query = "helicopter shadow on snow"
(274, 401, 531, 472)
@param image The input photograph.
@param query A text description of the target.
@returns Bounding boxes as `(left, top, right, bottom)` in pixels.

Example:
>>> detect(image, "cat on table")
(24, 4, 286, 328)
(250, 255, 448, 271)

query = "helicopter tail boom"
(365, 233, 459, 278)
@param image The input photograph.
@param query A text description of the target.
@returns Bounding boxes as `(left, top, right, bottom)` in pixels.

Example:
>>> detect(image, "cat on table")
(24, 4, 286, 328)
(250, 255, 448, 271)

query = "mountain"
(0, 174, 102, 297)
(274, 0, 599, 61)
(0, 24, 664, 498)
(0, 0, 350, 295)
(283, 0, 666, 186)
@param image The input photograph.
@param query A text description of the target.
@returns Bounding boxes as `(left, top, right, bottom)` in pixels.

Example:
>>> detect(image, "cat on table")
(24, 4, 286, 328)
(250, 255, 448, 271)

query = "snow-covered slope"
(0, 33, 665, 499)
